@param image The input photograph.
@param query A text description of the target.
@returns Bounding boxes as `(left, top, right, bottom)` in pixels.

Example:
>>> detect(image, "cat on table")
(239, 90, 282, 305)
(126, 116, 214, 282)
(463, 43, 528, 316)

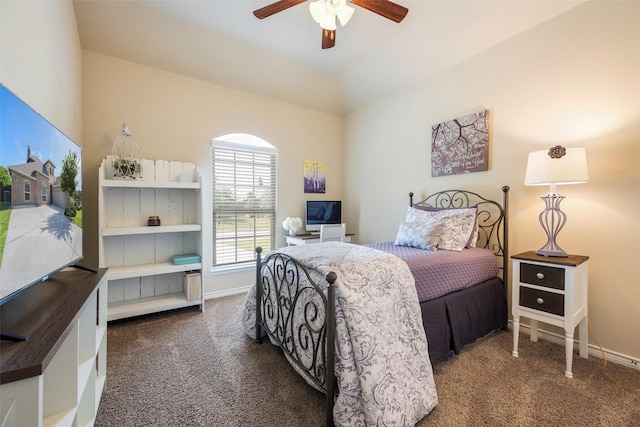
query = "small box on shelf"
(171, 253, 201, 265)
(183, 271, 201, 300)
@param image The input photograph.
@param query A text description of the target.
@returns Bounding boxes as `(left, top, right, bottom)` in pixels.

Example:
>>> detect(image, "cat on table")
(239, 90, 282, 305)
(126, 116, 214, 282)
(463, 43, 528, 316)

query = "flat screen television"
(0, 85, 85, 330)
(305, 200, 342, 232)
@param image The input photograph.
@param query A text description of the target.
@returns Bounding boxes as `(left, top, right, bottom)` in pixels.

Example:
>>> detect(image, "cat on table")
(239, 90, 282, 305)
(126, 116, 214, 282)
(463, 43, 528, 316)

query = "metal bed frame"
(254, 247, 337, 426)
(253, 186, 509, 426)
(410, 185, 510, 286)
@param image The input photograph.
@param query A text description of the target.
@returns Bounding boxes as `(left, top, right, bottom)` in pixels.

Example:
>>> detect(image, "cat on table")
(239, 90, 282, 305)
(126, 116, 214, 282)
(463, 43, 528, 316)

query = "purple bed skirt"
(421, 276, 507, 363)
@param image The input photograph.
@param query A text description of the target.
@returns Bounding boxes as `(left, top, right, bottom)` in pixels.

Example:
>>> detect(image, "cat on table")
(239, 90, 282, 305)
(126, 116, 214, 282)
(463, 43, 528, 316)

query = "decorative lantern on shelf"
(112, 123, 142, 179)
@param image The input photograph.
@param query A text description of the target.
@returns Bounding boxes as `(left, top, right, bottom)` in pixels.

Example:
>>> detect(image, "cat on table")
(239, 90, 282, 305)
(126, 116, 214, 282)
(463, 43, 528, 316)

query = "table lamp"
(524, 145, 588, 257)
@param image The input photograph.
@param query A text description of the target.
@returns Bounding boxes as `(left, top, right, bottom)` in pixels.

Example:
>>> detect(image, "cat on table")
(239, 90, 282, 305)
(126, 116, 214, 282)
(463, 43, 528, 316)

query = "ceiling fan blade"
(350, 0, 408, 23)
(253, 0, 307, 19)
(322, 28, 336, 49)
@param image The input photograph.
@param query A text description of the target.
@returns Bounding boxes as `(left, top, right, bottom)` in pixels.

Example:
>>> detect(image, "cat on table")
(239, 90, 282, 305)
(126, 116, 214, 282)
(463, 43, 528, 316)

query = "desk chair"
(319, 223, 347, 242)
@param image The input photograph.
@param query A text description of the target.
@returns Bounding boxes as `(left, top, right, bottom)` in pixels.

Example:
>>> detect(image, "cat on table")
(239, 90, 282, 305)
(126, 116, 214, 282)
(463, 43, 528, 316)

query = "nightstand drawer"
(519, 287, 564, 316)
(520, 263, 565, 290)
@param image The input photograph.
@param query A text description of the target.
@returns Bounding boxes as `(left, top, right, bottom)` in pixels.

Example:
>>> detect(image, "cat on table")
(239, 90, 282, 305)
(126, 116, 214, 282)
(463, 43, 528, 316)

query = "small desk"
(286, 233, 353, 246)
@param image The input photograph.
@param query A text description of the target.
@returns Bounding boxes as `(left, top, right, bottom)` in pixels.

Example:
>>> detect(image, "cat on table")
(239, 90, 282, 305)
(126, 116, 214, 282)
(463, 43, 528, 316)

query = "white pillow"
(405, 207, 477, 251)
(394, 220, 442, 250)
(409, 206, 479, 247)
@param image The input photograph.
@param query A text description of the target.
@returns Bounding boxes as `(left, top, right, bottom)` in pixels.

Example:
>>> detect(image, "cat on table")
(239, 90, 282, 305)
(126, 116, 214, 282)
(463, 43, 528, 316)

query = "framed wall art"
(431, 109, 490, 177)
(303, 160, 325, 193)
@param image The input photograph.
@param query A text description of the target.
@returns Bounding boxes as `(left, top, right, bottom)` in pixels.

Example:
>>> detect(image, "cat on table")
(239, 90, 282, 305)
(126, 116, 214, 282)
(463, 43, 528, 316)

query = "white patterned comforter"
(243, 242, 438, 426)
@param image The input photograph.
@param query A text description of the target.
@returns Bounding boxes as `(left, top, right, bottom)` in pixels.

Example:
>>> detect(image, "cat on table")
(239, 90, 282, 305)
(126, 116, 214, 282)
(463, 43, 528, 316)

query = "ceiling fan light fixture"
(336, 4, 354, 26)
(321, 15, 337, 30)
(254, 0, 409, 49)
(310, 0, 352, 30)
(309, 1, 327, 24)
(325, 0, 347, 15)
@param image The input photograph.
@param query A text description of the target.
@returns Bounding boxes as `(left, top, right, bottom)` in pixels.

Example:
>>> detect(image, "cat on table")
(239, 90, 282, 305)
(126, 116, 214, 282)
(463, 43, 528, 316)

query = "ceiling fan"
(253, 0, 409, 49)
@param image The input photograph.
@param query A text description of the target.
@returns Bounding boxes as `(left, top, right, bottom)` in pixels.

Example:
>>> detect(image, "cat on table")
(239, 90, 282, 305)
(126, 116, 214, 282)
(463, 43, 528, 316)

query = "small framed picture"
(303, 160, 325, 193)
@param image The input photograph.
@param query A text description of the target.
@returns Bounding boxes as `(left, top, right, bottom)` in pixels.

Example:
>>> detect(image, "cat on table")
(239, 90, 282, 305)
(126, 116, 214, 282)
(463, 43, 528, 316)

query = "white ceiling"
(73, 0, 585, 115)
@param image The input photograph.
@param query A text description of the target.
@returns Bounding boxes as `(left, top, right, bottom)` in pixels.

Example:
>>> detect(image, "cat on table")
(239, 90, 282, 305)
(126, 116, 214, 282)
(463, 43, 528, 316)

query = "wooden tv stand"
(0, 267, 108, 426)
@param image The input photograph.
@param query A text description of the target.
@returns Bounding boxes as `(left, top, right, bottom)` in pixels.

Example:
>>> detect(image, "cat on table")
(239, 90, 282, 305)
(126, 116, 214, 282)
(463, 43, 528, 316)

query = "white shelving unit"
(98, 156, 204, 321)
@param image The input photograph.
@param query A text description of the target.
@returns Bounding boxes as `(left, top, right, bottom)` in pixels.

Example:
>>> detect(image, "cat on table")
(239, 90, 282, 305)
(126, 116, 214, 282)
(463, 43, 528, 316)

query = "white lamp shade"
(524, 146, 588, 186)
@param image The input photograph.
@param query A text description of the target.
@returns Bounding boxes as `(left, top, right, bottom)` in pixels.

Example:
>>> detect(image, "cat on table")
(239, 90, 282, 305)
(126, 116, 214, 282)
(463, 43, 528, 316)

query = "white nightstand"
(511, 251, 589, 378)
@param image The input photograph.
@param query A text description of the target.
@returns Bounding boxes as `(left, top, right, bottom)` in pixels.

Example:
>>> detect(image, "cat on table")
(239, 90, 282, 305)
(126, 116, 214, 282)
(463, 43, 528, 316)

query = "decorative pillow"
(409, 206, 479, 248)
(405, 207, 477, 251)
(394, 220, 443, 251)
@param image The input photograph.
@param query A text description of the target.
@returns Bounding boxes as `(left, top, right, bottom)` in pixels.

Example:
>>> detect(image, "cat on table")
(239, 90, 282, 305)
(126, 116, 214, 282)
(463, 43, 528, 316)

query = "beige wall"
(81, 51, 343, 294)
(0, 0, 82, 143)
(345, 1, 640, 361)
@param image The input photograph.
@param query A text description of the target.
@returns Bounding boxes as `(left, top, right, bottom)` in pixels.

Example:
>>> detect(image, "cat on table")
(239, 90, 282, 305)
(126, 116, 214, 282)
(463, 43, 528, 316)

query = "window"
(24, 182, 31, 201)
(212, 134, 277, 267)
(41, 183, 47, 202)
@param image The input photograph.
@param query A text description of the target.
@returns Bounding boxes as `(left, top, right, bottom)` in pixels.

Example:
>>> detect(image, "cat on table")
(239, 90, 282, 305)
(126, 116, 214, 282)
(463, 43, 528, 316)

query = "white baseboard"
(204, 286, 250, 300)
(508, 320, 640, 372)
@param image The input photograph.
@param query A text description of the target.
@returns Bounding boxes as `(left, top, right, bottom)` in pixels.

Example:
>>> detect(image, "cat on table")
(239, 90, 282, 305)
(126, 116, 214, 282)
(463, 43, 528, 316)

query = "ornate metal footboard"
(254, 247, 337, 427)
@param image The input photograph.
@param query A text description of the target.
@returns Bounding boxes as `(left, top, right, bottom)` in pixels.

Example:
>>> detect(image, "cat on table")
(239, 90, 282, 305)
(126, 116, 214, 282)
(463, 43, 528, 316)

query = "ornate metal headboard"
(409, 186, 510, 284)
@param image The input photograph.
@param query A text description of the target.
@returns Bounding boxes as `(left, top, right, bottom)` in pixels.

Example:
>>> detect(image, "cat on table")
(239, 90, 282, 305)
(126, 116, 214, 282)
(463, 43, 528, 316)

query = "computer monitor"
(305, 200, 342, 232)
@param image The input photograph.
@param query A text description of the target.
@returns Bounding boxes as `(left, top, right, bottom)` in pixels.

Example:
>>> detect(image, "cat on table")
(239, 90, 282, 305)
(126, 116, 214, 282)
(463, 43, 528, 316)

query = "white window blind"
(212, 137, 276, 266)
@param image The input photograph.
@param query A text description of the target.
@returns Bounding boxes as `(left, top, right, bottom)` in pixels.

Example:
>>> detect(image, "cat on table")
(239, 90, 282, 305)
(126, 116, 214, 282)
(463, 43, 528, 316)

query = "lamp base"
(536, 247, 568, 257)
(537, 191, 569, 258)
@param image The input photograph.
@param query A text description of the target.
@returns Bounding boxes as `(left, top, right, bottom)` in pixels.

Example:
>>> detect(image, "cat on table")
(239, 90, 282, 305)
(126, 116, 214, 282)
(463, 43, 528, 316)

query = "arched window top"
(212, 133, 277, 154)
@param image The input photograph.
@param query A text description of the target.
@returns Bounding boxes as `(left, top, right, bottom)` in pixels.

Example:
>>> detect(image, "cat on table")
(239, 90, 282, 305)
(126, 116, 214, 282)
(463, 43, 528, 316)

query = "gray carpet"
(96, 294, 640, 426)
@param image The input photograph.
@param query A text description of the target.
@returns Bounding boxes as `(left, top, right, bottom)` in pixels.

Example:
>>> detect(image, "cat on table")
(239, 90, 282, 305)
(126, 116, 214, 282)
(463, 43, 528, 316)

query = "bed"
(243, 186, 510, 426)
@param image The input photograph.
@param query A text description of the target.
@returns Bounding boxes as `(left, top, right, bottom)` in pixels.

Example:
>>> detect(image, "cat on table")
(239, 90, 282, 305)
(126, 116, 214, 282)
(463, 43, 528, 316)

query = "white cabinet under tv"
(0, 268, 108, 427)
(98, 156, 204, 321)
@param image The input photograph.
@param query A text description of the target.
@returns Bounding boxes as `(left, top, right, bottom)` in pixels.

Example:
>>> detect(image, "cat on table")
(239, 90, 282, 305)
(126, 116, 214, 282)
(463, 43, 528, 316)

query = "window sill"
(210, 262, 254, 275)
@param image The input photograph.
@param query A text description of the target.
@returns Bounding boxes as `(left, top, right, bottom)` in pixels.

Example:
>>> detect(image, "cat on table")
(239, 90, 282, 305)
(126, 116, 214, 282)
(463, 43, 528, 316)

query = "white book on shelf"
(183, 271, 201, 300)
